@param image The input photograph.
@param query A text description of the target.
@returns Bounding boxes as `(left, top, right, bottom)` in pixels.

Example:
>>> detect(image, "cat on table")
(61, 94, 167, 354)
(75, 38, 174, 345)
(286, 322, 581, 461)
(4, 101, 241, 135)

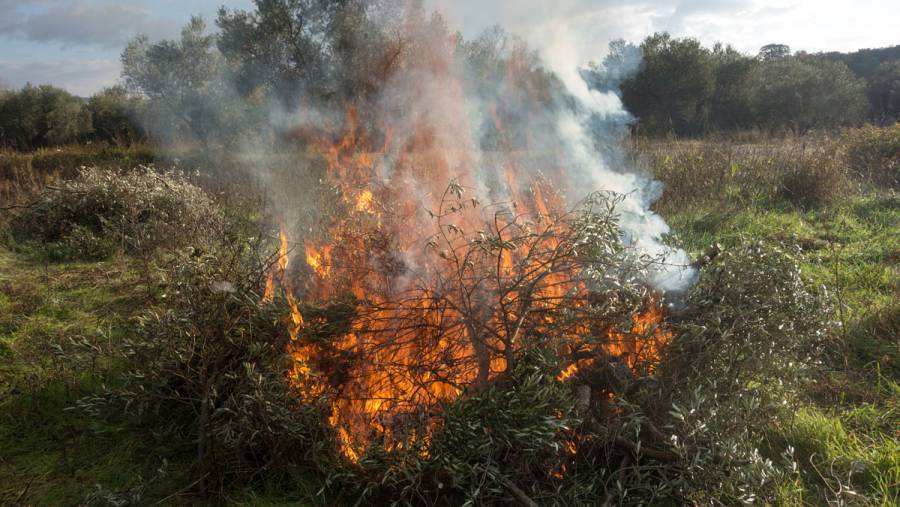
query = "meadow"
(1, 125, 898, 505)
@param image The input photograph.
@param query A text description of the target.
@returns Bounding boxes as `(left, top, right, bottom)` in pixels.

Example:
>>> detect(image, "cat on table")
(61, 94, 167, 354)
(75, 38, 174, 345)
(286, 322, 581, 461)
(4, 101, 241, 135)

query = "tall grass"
(0, 145, 155, 205)
(637, 134, 859, 213)
(638, 126, 900, 506)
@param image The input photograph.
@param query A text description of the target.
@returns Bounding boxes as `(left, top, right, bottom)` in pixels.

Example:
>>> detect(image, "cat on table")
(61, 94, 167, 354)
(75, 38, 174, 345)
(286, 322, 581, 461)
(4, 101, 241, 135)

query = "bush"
(777, 143, 851, 208)
(641, 137, 853, 211)
(667, 241, 830, 404)
(352, 349, 579, 505)
(77, 247, 336, 495)
(844, 124, 900, 188)
(29, 145, 155, 175)
(9, 166, 222, 260)
(338, 240, 834, 506)
(626, 241, 833, 503)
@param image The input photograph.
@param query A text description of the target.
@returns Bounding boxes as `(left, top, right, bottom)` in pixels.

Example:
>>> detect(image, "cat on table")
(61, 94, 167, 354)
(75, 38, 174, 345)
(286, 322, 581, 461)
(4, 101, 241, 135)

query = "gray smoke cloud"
(418, 2, 697, 291)
(144, 1, 696, 293)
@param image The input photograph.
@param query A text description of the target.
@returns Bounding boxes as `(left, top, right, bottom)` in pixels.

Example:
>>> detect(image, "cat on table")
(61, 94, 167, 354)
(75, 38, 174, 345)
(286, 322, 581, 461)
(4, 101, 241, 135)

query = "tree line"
(0, 84, 146, 150)
(1, 1, 899, 150)
(594, 34, 900, 136)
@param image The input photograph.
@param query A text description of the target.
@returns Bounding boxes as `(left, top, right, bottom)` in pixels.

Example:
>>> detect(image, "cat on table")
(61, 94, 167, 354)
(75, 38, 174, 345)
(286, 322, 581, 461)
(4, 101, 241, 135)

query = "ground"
(0, 138, 898, 505)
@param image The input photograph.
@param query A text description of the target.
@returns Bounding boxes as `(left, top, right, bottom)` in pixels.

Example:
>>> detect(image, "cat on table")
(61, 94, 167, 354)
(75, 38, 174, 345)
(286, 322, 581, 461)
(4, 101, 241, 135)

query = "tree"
(217, 0, 405, 109)
(750, 56, 867, 132)
(620, 33, 716, 136)
(867, 60, 900, 124)
(582, 39, 643, 93)
(122, 16, 225, 145)
(758, 43, 791, 61)
(0, 84, 92, 149)
(87, 86, 146, 144)
(710, 44, 757, 130)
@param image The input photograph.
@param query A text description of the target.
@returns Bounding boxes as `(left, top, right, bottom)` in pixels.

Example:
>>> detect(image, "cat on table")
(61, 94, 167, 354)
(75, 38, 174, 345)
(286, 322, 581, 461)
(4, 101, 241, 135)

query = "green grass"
(646, 135, 900, 505)
(1, 134, 898, 504)
(769, 402, 900, 506)
(663, 193, 900, 374)
(0, 245, 195, 505)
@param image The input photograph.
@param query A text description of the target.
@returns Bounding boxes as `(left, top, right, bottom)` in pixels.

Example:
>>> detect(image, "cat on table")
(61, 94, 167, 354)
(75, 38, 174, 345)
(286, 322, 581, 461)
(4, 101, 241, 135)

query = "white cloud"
(428, 0, 899, 60)
(19, 2, 178, 48)
(0, 56, 121, 96)
(0, 0, 181, 48)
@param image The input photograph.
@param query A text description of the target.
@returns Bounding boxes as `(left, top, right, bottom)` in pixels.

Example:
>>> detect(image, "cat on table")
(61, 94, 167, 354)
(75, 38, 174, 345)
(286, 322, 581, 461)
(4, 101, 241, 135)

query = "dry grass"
(637, 135, 859, 213)
(0, 145, 156, 206)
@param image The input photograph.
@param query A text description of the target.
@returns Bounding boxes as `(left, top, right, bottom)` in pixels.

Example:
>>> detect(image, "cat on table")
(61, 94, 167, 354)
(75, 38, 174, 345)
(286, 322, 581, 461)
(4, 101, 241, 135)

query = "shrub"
(338, 240, 833, 506)
(9, 166, 222, 260)
(666, 241, 831, 407)
(777, 143, 851, 208)
(844, 124, 900, 188)
(352, 349, 579, 506)
(642, 138, 852, 212)
(77, 247, 336, 495)
(28, 145, 155, 175)
(627, 241, 833, 503)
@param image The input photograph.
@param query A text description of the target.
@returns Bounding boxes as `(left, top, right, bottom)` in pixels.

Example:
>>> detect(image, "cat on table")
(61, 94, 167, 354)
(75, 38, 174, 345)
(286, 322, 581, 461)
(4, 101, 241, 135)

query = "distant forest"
(587, 36, 900, 136)
(1, 27, 898, 150)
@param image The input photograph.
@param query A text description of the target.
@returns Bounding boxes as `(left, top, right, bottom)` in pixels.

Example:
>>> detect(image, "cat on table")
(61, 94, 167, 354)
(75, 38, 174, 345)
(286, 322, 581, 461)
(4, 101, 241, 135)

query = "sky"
(0, 0, 897, 96)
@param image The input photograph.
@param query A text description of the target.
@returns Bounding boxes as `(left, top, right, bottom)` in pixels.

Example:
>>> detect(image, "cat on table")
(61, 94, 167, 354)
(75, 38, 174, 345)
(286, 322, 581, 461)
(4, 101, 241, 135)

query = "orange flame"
(272, 29, 673, 463)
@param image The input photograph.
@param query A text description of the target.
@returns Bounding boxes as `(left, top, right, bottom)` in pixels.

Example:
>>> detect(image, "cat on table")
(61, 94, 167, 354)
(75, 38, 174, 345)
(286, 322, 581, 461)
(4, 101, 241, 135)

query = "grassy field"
(1, 129, 898, 504)
(641, 134, 899, 505)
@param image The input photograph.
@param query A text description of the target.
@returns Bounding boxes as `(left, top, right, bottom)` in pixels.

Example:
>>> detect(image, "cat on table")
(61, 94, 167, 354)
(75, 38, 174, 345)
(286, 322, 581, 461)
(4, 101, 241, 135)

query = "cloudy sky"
(0, 0, 897, 96)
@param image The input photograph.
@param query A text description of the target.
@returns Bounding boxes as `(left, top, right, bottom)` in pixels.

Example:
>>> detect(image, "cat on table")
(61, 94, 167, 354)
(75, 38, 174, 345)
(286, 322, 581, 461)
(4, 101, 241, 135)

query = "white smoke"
(438, 7, 697, 292)
(246, 2, 696, 293)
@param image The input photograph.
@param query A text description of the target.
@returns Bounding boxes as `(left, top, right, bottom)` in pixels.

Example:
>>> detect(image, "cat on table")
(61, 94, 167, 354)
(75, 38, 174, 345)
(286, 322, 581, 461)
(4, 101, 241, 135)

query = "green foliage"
(86, 86, 146, 145)
(667, 242, 831, 407)
(0, 84, 145, 151)
(867, 60, 900, 124)
(0, 247, 181, 505)
(10, 166, 223, 261)
(844, 123, 900, 188)
(350, 349, 579, 505)
(643, 135, 899, 504)
(758, 43, 792, 61)
(216, 0, 399, 108)
(607, 241, 831, 504)
(770, 406, 900, 505)
(643, 136, 854, 212)
(621, 33, 717, 136)
(77, 247, 337, 494)
(0, 84, 92, 149)
(750, 56, 868, 133)
(776, 143, 852, 209)
(618, 34, 871, 135)
(122, 17, 228, 145)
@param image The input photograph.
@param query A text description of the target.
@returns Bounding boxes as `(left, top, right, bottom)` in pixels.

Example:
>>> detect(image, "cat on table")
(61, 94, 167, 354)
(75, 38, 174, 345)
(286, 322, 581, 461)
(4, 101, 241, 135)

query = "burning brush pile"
(250, 110, 830, 504)
(268, 113, 676, 468)
(246, 13, 702, 487)
(84, 7, 831, 504)
(239, 15, 829, 504)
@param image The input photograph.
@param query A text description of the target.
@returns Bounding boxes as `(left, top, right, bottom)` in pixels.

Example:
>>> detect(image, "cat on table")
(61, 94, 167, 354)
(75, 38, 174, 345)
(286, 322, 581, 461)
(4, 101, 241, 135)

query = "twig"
(497, 475, 539, 507)
(15, 471, 49, 504)
(613, 436, 679, 463)
(152, 473, 209, 506)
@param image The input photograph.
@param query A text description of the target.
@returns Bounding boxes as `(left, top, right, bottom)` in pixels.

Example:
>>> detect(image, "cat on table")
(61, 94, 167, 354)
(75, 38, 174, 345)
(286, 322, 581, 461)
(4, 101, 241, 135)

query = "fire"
(304, 242, 331, 279)
(262, 227, 305, 339)
(556, 363, 579, 382)
(268, 31, 673, 463)
(273, 110, 674, 462)
(355, 189, 375, 214)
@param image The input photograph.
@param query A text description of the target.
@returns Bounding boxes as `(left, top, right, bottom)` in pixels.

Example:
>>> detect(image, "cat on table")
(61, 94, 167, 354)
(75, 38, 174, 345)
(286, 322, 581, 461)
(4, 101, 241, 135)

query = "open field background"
(1, 126, 898, 505)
